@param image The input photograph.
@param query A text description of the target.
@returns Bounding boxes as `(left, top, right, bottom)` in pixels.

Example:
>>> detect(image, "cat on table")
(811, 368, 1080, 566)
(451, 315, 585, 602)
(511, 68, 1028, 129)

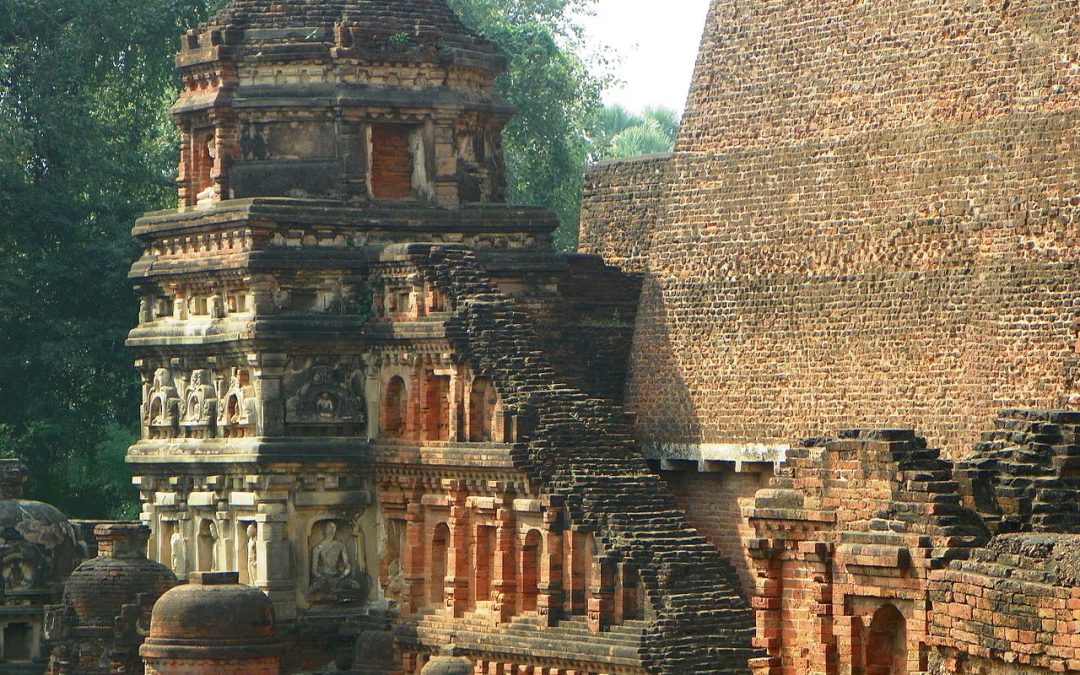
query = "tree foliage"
(0, 0, 602, 516)
(0, 0, 220, 516)
(590, 103, 680, 160)
(447, 0, 604, 250)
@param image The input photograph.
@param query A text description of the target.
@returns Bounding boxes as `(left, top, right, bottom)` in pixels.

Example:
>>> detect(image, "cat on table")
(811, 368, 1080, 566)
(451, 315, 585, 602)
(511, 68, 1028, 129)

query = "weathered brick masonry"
(418, 244, 760, 674)
(579, 154, 671, 274)
(580, 0, 1080, 459)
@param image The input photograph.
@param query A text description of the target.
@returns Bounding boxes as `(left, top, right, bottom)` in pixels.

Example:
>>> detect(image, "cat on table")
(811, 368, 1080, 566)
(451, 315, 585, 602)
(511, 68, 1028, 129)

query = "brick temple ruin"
(579, 0, 1080, 674)
(5, 0, 1079, 673)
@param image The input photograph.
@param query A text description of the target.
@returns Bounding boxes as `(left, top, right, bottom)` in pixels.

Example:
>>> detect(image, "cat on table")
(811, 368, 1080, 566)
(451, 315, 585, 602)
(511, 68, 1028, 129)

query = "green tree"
(592, 103, 680, 160)
(448, 0, 604, 250)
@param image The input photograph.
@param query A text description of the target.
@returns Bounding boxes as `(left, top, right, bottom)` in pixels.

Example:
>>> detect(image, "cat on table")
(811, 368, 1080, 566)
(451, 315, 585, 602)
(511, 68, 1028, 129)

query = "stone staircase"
(413, 244, 760, 674)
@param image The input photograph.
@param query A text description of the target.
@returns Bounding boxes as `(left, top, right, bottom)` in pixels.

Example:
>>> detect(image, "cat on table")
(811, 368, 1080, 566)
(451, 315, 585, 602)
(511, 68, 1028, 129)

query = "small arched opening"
(474, 525, 496, 603)
(865, 604, 907, 675)
(430, 523, 450, 606)
(382, 376, 408, 439)
(520, 529, 542, 612)
(468, 377, 497, 442)
(423, 374, 451, 442)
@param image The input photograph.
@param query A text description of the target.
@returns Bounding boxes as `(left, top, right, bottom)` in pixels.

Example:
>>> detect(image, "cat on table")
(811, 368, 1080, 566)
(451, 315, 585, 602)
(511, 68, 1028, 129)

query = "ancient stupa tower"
(128, 0, 552, 621)
(127, 1, 753, 673)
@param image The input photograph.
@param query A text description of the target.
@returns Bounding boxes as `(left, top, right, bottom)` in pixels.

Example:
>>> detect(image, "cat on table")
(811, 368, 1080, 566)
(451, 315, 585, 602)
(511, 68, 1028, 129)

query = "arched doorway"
(520, 529, 542, 612)
(382, 376, 407, 439)
(865, 604, 907, 675)
(430, 523, 450, 606)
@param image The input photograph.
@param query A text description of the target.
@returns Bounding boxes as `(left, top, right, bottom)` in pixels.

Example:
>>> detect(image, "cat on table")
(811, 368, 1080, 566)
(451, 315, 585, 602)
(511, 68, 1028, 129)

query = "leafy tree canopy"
(590, 103, 680, 161)
(448, 0, 604, 249)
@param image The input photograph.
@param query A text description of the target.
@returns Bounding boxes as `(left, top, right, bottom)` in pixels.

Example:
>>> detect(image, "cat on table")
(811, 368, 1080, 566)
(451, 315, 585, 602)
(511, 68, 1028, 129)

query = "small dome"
(147, 572, 276, 644)
(0, 460, 79, 592)
(63, 524, 176, 627)
(421, 656, 473, 675)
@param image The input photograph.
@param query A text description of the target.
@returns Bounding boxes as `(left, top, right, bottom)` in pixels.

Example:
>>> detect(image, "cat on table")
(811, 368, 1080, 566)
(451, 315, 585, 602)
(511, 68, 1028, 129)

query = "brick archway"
(520, 529, 542, 612)
(866, 604, 907, 675)
(382, 376, 408, 439)
(430, 523, 450, 606)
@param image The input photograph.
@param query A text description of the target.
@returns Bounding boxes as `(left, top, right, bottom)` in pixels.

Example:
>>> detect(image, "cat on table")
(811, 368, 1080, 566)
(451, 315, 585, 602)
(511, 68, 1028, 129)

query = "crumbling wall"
(582, 0, 1080, 458)
(417, 244, 760, 674)
(929, 534, 1080, 674)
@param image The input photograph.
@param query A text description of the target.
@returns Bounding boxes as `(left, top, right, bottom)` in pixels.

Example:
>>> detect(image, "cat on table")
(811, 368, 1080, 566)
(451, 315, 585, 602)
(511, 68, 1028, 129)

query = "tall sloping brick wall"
(414, 244, 760, 674)
(579, 0, 1080, 458)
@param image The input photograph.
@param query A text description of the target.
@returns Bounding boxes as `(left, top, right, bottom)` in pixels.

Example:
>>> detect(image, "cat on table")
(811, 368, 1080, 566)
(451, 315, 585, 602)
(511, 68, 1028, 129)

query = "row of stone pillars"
(387, 485, 642, 633)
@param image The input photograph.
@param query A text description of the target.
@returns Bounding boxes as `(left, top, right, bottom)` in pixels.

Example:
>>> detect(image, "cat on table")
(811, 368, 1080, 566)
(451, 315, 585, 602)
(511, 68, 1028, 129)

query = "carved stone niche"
(181, 369, 218, 438)
(218, 367, 257, 438)
(146, 368, 182, 439)
(307, 519, 368, 607)
(285, 365, 366, 436)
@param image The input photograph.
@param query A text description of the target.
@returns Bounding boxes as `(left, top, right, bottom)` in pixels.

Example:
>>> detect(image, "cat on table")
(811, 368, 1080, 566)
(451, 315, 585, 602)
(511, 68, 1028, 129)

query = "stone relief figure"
(245, 523, 258, 585)
(182, 369, 218, 436)
(308, 520, 365, 606)
(1, 556, 34, 591)
(383, 519, 406, 603)
(146, 368, 181, 437)
(285, 365, 366, 432)
(196, 519, 218, 571)
(170, 528, 187, 578)
(218, 368, 257, 437)
(196, 133, 217, 206)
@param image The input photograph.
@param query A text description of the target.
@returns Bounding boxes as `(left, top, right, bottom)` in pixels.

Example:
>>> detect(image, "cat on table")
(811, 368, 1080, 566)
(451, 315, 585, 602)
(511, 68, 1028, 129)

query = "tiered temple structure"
(103, 0, 1080, 673)
(124, 0, 756, 672)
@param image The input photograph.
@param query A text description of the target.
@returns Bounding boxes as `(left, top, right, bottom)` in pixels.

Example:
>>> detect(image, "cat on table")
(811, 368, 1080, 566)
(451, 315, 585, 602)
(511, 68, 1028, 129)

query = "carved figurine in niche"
(308, 520, 366, 606)
(146, 369, 181, 437)
(169, 527, 187, 578)
(196, 519, 218, 572)
(219, 368, 257, 438)
(245, 523, 258, 585)
(382, 519, 406, 603)
(196, 132, 217, 206)
(286, 365, 366, 432)
(182, 369, 218, 436)
(1, 554, 35, 592)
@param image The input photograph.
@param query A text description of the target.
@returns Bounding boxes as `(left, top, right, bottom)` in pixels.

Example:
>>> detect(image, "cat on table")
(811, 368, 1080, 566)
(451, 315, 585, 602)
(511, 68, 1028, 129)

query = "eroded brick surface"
(580, 0, 1080, 459)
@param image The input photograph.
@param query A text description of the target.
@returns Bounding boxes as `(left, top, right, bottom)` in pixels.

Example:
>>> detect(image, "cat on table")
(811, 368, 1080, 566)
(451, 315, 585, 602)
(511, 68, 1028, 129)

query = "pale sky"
(579, 0, 713, 114)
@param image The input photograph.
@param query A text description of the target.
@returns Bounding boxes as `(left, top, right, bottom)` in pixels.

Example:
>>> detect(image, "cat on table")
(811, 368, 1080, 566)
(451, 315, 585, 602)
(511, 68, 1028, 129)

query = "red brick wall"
(661, 468, 770, 598)
(371, 125, 413, 200)
(580, 0, 1080, 458)
(579, 154, 671, 274)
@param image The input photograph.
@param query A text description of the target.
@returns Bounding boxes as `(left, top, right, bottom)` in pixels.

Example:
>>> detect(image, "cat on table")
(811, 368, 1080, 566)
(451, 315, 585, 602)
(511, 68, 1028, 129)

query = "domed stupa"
(44, 523, 176, 674)
(140, 571, 282, 675)
(0, 459, 79, 672)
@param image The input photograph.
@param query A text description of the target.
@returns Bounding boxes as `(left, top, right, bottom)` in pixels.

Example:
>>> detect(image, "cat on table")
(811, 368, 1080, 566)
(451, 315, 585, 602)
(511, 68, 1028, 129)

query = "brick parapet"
(578, 154, 672, 274)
